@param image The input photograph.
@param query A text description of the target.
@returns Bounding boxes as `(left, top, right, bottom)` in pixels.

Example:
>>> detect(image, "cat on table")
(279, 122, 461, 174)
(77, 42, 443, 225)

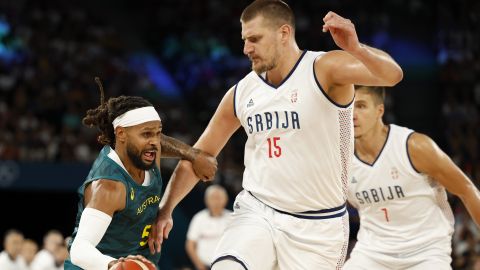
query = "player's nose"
(243, 42, 253, 56)
(149, 136, 160, 147)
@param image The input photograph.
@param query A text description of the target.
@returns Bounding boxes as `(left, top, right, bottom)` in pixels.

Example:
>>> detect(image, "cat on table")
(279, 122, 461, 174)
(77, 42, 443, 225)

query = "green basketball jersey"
(65, 146, 163, 269)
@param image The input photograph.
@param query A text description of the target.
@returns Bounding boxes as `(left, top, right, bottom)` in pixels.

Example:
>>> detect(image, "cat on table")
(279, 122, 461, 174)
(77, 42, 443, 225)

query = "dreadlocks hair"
(82, 77, 153, 147)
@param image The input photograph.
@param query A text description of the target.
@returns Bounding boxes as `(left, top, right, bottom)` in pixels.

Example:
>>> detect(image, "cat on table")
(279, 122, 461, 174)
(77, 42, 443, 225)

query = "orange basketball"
(109, 259, 156, 270)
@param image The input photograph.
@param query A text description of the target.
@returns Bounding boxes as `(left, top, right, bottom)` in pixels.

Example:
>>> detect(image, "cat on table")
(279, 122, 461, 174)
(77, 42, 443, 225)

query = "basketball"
(109, 259, 156, 270)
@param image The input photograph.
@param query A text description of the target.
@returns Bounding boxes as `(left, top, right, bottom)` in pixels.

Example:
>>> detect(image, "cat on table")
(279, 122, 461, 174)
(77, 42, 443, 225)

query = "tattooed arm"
(161, 133, 198, 161)
(160, 134, 217, 180)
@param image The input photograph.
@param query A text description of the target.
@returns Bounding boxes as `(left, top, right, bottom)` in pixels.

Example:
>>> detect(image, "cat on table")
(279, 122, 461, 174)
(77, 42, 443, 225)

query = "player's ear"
(377, 104, 385, 119)
(279, 24, 292, 43)
(115, 127, 127, 143)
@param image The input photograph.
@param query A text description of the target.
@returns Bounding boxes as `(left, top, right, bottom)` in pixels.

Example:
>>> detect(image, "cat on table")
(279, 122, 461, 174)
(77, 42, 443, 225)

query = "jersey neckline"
(354, 124, 392, 167)
(256, 50, 307, 89)
(101, 145, 158, 188)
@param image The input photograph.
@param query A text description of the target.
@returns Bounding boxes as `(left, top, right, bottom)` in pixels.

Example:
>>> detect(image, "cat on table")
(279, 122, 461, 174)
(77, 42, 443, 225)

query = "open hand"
(148, 208, 173, 254)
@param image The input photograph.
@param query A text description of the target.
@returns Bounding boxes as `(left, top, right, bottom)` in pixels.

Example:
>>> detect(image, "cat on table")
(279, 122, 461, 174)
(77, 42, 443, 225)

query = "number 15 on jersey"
(267, 137, 282, 158)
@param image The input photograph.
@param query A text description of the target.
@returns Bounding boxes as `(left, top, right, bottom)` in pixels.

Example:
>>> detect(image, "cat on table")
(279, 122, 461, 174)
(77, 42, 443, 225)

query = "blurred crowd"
(0, 1, 147, 163)
(0, 229, 68, 270)
(437, 0, 480, 268)
(0, 0, 479, 269)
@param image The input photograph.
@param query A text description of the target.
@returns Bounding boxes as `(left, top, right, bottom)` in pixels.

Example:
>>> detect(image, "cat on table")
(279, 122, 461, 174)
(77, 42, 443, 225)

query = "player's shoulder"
(313, 50, 354, 81)
(93, 178, 125, 188)
(407, 132, 434, 151)
(233, 71, 262, 96)
(406, 131, 444, 174)
(389, 124, 414, 136)
(87, 179, 126, 200)
(390, 123, 429, 146)
(314, 50, 349, 65)
(401, 126, 438, 164)
(239, 70, 259, 83)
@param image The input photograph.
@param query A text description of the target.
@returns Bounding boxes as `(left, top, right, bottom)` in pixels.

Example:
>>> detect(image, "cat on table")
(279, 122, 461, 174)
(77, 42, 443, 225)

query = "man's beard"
(126, 143, 156, 170)
(253, 59, 276, 74)
(251, 49, 277, 74)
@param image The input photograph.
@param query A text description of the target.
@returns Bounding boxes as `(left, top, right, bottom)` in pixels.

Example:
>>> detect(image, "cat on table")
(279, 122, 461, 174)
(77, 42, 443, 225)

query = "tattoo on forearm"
(160, 134, 197, 161)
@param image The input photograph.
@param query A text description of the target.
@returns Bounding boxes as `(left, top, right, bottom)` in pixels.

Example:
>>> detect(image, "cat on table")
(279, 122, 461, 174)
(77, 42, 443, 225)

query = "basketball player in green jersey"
(64, 80, 217, 269)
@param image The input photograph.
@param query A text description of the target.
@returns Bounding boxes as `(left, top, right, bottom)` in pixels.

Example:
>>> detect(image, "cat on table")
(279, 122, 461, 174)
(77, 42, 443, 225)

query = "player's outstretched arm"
(160, 134, 218, 180)
(70, 180, 126, 269)
(317, 11, 403, 89)
(408, 132, 480, 227)
(148, 87, 241, 254)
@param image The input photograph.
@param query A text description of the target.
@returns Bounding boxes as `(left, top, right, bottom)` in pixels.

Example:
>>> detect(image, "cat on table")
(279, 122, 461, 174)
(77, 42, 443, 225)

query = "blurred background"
(0, 0, 478, 269)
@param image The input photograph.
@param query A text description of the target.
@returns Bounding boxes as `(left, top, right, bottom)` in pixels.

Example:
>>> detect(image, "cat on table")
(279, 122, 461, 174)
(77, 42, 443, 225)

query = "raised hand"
(148, 208, 173, 254)
(322, 11, 361, 53)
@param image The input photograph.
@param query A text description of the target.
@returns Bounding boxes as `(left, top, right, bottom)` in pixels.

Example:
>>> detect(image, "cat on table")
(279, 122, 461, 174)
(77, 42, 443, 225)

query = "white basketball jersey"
(234, 50, 354, 212)
(348, 124, 454, 254)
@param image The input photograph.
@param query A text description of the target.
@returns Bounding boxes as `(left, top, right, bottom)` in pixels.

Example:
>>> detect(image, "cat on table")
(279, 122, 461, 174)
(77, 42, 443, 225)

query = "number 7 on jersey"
(381, 207, 390, 222)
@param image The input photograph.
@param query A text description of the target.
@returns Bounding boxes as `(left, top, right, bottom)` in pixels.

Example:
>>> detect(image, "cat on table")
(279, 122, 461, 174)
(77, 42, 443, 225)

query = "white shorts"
(344, 243, 452, 270)
(211, 190, 349, 270)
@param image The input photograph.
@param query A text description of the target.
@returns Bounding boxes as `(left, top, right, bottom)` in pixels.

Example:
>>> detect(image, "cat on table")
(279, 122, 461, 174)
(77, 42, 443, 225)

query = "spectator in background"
(21, 239, 39, 269)
(31, 230, 64, 270)
(0, 229, 28, 270)
(186, 185, 231, 270)
(52, 243, 68, 270)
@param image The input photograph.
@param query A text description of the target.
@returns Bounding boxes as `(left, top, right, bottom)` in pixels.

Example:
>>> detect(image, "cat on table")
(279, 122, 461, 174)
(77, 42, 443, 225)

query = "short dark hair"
(241, 0, 295, 30)
(355, 85, 386, 105)
(83, 78, 153, 147)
